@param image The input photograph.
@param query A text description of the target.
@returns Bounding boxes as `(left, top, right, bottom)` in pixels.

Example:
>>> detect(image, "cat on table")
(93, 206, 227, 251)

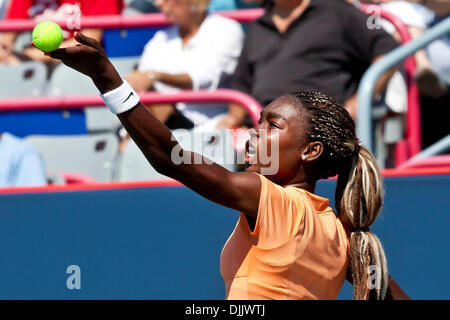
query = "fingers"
(73, 32, 100, 49)
(45, 47, 69, 60)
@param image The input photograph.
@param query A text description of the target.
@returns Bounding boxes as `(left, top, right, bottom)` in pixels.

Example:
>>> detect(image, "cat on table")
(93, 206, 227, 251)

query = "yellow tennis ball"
(32, 21, 63, 52)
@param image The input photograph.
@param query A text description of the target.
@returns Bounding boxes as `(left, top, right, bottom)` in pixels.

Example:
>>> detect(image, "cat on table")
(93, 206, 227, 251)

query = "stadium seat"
(46, 64, 98, 97)
(24, 133, 119, 182)
(117, 129, 236, 182)
(0, 61, 47, 98)
(110, 56, 140, 75)
(117, 138, 170, 182)
(47, 64, 114, 134)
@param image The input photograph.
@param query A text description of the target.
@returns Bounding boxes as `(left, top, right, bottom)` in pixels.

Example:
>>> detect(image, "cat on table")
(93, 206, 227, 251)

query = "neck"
(271, 0, 310, 33)
(178, 13, 206, 42)
(269, 169, 317, 193)
(284, 179, 316, 193)
(276, 162, 318, 193)
(272, 0, 310, 17)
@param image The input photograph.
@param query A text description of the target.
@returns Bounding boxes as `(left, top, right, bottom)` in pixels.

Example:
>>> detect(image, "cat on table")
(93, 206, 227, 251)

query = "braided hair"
(288, 90, 388, 300)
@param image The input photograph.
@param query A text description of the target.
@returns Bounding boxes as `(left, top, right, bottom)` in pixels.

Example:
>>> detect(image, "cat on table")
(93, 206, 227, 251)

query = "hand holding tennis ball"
(45, 32, 122, 93)
(32, 21, 63, 52)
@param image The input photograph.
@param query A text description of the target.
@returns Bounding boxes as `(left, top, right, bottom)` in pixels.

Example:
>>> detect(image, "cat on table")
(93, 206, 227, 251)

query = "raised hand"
(43, 32, 122, 93)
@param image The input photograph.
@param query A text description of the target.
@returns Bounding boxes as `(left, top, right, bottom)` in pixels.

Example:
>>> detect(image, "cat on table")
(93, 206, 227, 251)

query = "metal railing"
(0, 89, 263, 127)
(0, 9, 265, 32)
(359, 4, 420, 166)
(357, 17, 450, 158)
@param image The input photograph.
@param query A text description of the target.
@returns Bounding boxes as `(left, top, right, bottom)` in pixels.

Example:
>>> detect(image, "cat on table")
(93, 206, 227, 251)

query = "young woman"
(45, 32, 409, 300)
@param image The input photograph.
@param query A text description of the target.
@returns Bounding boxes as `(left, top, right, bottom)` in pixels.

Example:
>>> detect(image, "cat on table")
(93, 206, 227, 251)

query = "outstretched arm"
(46, 32, 261, 217)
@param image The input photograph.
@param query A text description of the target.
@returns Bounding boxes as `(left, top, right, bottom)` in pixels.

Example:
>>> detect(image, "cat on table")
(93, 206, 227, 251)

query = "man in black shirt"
(217, 0, 399, 127)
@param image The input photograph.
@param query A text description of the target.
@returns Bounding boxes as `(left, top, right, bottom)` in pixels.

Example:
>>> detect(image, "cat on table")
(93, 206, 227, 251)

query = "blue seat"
(103, 27, 160, 58)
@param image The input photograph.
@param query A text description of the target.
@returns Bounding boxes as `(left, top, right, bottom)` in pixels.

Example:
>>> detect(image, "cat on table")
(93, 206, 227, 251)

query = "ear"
(301, 141, 324, 162)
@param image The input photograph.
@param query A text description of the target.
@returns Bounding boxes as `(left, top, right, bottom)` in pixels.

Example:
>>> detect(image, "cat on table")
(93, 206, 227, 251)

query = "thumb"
(73, 31, 100, 49)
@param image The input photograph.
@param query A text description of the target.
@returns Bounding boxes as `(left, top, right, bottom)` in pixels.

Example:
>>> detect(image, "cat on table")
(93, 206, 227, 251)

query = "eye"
(270, 121, 280, 129)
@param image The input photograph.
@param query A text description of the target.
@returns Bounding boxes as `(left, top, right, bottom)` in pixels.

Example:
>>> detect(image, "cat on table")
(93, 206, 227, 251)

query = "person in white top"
(125, 0, 244, 129)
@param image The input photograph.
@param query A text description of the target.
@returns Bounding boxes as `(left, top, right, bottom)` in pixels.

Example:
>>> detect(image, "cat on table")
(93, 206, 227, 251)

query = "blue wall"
(0, 174, 449, 299)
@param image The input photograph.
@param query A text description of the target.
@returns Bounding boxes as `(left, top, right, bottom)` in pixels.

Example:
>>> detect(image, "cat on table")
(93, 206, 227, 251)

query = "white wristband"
(100, 79, 140, 114)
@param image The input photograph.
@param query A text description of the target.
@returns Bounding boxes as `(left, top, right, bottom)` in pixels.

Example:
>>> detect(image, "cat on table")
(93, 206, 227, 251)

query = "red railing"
(0, 89, 263, 127)
(0, 9, 264, 32)
(0, 166, 449, 195)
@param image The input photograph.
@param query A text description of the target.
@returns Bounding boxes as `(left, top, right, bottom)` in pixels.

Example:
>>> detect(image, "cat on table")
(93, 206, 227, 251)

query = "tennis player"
(45, 32, 409, 300)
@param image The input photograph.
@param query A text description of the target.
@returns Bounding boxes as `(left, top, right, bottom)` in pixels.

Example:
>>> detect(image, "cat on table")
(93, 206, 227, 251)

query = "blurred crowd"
(0, 0, 449, 187)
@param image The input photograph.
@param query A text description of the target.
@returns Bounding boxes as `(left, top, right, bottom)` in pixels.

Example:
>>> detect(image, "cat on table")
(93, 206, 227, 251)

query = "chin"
(245, 164, 260, 174)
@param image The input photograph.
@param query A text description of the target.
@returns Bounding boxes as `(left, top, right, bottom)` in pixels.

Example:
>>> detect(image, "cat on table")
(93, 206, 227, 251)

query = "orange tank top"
(220, 173, 349, 300)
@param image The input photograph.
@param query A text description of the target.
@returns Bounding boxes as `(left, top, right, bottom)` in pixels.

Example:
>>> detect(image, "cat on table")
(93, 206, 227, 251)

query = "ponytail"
(288, 90, 389, 299)
(336, 145, 388, 300)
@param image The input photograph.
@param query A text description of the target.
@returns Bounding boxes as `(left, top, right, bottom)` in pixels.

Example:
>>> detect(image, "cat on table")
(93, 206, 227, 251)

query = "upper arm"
(173, 163, 262, 217)
(118, 104, 261, 216)
(14, 151, 47, 187)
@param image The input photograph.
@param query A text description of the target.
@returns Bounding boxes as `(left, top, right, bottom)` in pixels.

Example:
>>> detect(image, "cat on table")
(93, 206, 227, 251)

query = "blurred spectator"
(359, 0, 449, 98)
(123, 0, 260, 14)
(0, 132, 47, 188)
(208, 0, 259, 11)
(0, 0, 123, 66)
(123, 0, 160, 14)
(125, 0, 244, 131)
(219, 0, 399, 127)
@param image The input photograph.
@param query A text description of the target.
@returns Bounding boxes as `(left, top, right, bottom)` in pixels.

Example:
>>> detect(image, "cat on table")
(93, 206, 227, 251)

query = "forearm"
(93, 68, 226, 184)
(0, 32, 18, 47)
(408, 0, 450, 15)
(154, 72, 193, 90)
(374, 67, 397, 95)
(118, 104, 179, 170)
(92, 67, 177, 160)
(371, 55, 399, 95)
